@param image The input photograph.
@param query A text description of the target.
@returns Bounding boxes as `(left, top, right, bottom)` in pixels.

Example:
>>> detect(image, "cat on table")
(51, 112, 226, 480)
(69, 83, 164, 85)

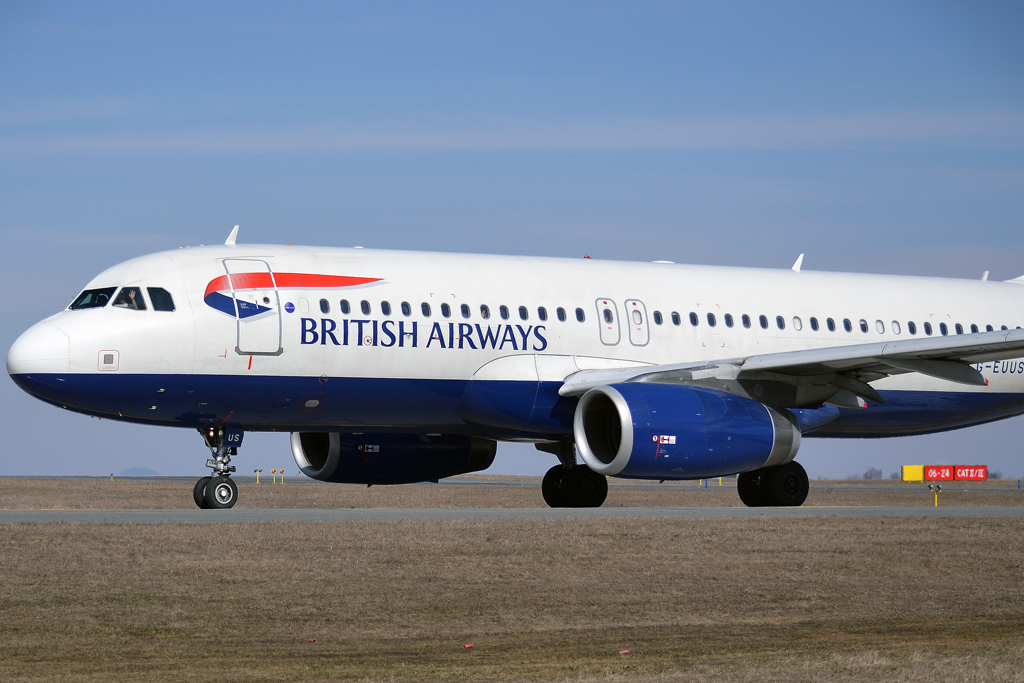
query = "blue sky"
(2, 1, 1023, 479)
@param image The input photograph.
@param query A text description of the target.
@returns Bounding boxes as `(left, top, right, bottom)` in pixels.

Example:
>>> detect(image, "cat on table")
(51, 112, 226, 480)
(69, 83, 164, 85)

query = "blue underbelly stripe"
(11, 372, 1024, 439)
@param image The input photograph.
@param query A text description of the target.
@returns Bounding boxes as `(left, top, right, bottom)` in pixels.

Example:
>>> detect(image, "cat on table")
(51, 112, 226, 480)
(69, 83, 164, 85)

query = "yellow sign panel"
(901, 465, 924, 482)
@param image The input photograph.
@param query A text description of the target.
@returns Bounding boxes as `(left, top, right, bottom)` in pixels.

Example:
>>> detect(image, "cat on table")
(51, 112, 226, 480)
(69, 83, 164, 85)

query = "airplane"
(8, 227, 1024, 509)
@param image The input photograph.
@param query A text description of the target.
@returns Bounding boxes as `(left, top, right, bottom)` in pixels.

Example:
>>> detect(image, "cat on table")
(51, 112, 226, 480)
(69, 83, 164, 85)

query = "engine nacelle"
(574, 383, 800, 479)
(291, 432, 497, 485)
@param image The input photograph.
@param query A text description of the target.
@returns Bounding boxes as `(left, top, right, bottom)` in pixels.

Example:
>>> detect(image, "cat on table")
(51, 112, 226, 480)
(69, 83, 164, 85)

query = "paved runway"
(2, 506, 1023, 524)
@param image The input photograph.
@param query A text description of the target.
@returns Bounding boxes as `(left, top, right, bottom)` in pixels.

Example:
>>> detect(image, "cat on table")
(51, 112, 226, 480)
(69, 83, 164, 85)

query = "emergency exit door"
(595, 298, 621, 345)
(223, 259, 283, 356)
(624, 299, 649, 346)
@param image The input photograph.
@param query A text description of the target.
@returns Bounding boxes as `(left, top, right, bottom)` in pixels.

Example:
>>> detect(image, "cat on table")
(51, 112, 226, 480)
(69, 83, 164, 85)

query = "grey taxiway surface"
(3, 506, 1024, 524)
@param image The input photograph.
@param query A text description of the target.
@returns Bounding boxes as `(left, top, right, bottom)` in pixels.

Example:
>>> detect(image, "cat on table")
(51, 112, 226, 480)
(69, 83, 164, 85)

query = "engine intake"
(291, 432, 496, 485)
(574, 383, 800, 479)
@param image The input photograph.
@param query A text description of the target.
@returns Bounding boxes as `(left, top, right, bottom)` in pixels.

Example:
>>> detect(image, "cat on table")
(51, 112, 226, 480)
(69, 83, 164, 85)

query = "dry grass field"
(2, 517, 1024, 682)
(2, 478, 1024, 682)
(1, 475, 1022, 510)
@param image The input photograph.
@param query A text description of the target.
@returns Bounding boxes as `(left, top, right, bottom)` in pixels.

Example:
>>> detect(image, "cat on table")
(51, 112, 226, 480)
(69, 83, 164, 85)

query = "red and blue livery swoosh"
(204, 272, 382, 318)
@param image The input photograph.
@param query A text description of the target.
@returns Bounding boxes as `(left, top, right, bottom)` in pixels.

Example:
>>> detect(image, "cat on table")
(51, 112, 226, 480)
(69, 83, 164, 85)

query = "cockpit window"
(147, 287, 175, 312)
(69, 287, 117, 310)
(112, 287, 147, 310)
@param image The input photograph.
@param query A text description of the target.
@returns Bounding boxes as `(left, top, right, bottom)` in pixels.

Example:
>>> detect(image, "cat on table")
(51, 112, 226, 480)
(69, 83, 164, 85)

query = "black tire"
(736, 471, 767, 507)
(763, 461, 809, 507)
(567, 467, 608, 508)
(193, 476, 211, 509)
(542, 465, 567, 507)
(204, 476, 238, 509)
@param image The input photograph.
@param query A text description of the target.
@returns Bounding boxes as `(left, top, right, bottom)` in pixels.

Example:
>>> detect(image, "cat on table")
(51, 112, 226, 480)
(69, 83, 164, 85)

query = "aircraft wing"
(558, 328, 1024, 408)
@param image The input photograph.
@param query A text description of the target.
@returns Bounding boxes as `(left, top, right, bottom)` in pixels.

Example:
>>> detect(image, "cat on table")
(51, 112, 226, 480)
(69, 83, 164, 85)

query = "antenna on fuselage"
(791, 253, 804, 272)
(981, 271, 989, 281)
(225, 225, 239, 246)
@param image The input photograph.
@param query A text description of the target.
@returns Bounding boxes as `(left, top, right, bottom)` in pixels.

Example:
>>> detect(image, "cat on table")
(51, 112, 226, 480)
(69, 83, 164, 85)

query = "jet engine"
(573, 383, 800, 479)
(290, 432, 497, 485)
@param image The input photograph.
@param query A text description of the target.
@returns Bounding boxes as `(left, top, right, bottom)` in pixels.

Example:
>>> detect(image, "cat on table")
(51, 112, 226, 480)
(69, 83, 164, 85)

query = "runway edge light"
(901, 465, 924, 482)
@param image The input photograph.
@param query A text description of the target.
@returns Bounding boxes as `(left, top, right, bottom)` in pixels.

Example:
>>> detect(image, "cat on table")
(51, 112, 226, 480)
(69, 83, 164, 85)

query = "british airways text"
(299, 318, 548, 351)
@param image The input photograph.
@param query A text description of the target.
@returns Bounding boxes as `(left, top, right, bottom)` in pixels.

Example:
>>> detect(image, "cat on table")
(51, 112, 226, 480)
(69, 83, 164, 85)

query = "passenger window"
(859, 319, 868, 333)
(689, 312, 699, 326)
(421, 302, 431, 317)
(500, 305, 510, 320)
(724, 313, 733, 328)
(340, 300, 351, 314)
(970, 324, 978, 334)
(810, 317, 818, 331)
(672, 312, 682, 326)
(759, 315, 768, 329)
(381, 301, 392, 316)
(707, 313, 716, 327)
(70, 287, 117, 310)
(741, 314, 751, 328)
(892, 321, 901, 335)
(1002, 325, 1009, 330)
(875, 320, 884, 334)
(361, 300, 371, 315)
(519, 306, 528, 320)
(955, 323, 963, 334)
(461, 304, 471, 318)
(940, 322, 948, 335)
(653, 311, 663, 325)
(112, 287, 147, 310)
(776, 315, 785, 330)
(908, 321, 916, 335)
(827, 318, 836, 332)
(843, 319, 852, 332)
(441, 303, 451, 318)
(557, 307, 566, 322)
(986, 324, 993, 332)
(147, 287, 175, 312)
(481, 305, 490, 319)
(575, 307, 585, 322)
(320, 299, 330, 314)
(401, 302, 412, 316)
(793, 317, 802, 331)
(924, 322, 933, 335)
(538, 307, 548, 321)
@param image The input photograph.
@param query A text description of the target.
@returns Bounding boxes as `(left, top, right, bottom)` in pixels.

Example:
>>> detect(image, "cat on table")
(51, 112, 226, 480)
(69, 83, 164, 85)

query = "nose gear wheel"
(193, 427, 239, 509)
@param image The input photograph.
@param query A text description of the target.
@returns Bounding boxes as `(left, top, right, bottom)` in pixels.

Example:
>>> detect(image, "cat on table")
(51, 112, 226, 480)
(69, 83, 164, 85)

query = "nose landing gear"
(194, 427, 240, 509)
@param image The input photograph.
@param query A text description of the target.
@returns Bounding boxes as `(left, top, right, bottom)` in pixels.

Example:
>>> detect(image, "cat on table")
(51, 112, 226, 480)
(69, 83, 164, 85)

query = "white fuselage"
(9, 244, 1024, 441)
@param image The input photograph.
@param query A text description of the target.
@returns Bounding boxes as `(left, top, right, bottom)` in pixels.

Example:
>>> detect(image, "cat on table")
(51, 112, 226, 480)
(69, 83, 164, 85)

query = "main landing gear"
(538, 441, 608, 508)
(193, 427, 239, 509)
(736, 461, 809, 507)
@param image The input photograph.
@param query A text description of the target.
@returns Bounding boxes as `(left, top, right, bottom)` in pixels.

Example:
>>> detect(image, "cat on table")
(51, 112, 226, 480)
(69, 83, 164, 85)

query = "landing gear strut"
(737, 460, 809, 507)
(538, 441, 608, 508)
(194, 427, 239, 509)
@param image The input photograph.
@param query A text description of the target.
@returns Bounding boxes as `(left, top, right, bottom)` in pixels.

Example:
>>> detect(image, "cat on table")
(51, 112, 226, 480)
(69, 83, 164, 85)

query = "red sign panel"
(924, 466, 954, 481)
(955, 466, 988, 481)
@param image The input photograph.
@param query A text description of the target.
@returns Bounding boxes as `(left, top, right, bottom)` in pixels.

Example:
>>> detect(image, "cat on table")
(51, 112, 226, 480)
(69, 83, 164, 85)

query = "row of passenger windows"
(326, 299, 588, 322)
(69, 286, 176, 312)
(673, 311, 1016, 335)
(323, 297, 1018, 337)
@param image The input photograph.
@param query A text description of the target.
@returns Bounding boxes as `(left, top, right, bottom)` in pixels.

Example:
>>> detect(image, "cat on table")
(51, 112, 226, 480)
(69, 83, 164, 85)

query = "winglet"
(225, 225, 239, 246)
(791, 254, 804, 272)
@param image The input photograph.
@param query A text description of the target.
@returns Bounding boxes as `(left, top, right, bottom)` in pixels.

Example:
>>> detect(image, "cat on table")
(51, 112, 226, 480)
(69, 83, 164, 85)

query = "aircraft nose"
(7, 322, 70, 376)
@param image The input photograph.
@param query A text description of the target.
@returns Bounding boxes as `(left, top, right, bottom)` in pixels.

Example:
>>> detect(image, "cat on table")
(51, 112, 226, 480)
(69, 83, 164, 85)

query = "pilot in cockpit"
(112, 287, 146, 310)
